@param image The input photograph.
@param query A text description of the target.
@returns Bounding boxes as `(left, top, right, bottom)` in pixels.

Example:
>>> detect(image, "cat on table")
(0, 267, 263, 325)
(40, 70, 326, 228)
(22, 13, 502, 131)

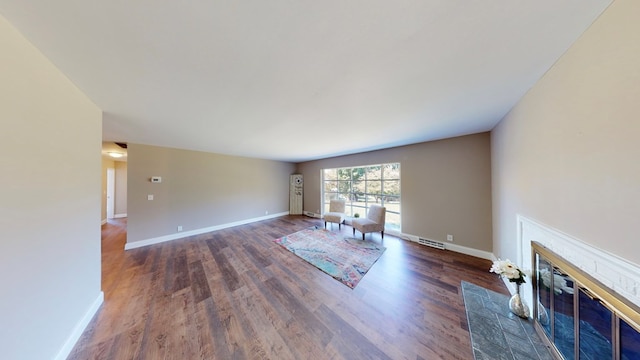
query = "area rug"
(273, 227, 386, 288)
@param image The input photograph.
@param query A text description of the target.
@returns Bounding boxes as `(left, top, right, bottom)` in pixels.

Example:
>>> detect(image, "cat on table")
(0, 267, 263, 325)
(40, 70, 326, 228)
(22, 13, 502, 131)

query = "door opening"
(106, 168, 115, 219)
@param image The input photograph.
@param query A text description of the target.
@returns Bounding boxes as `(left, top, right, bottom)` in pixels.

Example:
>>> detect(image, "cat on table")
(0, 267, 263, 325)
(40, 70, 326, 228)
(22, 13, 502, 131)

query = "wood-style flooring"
(68, 216, 509, 360)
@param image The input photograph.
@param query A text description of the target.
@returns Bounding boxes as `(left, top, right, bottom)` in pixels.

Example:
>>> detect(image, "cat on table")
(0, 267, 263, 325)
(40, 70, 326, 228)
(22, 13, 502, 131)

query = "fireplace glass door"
(532, 242, 640, 360)
(553, 267, 575, 359)
(578, 288, 612, 359)
(620, 319, 640, 359)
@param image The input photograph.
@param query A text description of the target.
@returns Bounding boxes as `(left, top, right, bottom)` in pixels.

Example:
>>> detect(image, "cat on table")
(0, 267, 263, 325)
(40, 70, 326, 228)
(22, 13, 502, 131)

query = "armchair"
(352, 205, 386, 240)
(324, 199, 346, 230)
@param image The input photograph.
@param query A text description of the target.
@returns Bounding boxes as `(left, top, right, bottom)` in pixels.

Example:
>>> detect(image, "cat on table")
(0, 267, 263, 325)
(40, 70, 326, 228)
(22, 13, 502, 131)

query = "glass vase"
(509, 283, 530, 318)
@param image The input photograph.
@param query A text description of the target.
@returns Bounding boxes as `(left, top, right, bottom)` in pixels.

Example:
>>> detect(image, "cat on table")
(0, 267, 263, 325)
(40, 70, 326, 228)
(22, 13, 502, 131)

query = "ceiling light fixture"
(108, 152, 124, 158)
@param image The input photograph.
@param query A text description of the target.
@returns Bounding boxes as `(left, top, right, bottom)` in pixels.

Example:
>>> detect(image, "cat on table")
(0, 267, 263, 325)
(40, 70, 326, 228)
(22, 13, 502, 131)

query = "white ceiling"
(1, 0, 611, 162)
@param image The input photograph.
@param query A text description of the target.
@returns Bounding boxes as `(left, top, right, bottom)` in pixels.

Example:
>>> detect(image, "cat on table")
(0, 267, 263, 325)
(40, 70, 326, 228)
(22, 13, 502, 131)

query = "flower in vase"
(490, 259, 526, 285)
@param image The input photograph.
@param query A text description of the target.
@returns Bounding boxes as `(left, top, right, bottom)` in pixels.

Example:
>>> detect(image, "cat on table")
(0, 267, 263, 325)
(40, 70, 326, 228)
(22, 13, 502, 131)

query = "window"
(322, 163, 400, 232)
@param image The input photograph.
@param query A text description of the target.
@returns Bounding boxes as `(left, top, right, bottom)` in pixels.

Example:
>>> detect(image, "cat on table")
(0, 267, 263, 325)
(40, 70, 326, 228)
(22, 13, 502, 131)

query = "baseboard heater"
(303, 211, 319, 218)
(418, 238, 445, 250)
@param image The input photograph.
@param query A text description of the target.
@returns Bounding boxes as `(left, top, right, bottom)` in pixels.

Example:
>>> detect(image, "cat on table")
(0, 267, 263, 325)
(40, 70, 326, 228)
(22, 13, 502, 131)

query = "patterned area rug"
(273, 227, 386, 288)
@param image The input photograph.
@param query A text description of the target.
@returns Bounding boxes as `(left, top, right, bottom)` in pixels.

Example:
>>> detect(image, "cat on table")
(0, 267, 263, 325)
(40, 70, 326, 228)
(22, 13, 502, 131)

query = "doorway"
(106, 168, 115, 219)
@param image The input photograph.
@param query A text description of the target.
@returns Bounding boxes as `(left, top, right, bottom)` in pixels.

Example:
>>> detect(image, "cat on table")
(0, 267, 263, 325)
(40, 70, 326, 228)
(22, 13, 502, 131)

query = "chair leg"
(338, 223, 341, 230)
(381, 231, 384, 239)
(324, 221, 327, 229)
(362, 233, 365, 241)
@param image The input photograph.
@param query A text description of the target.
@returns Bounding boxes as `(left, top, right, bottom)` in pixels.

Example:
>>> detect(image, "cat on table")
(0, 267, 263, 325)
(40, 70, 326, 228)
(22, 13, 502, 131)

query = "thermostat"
(151, 176, 162, 183)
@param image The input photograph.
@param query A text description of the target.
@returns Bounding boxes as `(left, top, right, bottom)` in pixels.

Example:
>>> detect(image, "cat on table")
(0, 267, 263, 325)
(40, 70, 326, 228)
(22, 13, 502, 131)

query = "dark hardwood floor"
(68, 216, 509, 360)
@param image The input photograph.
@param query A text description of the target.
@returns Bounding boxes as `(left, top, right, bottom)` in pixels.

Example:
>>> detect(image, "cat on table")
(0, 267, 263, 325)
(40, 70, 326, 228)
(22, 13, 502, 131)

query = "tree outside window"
(322, 163, 400, 231)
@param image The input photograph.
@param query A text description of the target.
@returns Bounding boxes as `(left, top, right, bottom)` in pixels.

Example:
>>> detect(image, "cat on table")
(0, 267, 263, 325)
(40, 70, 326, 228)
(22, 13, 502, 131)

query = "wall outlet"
(147, 194, 154, 201)
(177, 225, 183, 232)
(446, 234, 454, 242)
(265, 210, 269, 215)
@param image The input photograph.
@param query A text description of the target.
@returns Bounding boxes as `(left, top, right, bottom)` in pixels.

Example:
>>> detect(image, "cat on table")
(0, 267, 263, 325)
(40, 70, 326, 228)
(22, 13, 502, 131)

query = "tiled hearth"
(461, 281, 554, 360)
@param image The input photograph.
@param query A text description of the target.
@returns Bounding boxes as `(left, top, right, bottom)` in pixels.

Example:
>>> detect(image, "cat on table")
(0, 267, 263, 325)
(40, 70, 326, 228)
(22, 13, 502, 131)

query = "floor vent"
(418, 238, 445, 250)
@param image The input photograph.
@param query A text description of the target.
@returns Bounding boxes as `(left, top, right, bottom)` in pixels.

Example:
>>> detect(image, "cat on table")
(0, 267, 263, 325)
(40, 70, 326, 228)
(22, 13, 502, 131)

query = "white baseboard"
(402, 233, 494, 261)
(446, 242, 495, 260)
(54, 291, 104, 360)
(124, 212, 289, 250)
(114, 213, 127, 218)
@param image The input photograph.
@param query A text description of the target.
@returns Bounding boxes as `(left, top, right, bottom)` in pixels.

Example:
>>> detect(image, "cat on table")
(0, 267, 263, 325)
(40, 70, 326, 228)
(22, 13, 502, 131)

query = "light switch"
(148, 194, 154, 200)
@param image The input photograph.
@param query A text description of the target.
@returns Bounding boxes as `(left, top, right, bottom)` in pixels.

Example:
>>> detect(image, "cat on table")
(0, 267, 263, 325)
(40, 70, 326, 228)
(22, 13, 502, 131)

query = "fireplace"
(515, 216, 640, 359)
(530, 242, 640, 359)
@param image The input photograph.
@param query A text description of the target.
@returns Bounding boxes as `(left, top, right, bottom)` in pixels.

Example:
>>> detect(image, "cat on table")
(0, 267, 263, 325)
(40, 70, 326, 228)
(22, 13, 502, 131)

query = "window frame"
(321, 163, 401, 233)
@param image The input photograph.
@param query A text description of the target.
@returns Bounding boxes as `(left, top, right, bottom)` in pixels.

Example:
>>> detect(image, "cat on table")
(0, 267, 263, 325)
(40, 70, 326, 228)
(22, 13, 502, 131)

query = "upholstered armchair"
(324, 199, 346, 230)
(352, 205, 386, 240)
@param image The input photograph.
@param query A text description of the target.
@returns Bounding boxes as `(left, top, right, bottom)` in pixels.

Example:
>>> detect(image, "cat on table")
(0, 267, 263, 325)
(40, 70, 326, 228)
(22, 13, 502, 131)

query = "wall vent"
(303, 211, 319, 218)
(418, 238, 445, 250)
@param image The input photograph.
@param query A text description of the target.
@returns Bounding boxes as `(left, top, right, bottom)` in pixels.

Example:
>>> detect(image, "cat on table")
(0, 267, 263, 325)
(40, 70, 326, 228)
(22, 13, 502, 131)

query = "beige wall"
(297, 133, 492, 251)
(492, 0, 640, 265)
(115, 161, 127, 215)
(127, 144, 296, 244)
(0, 14, 102, 360)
